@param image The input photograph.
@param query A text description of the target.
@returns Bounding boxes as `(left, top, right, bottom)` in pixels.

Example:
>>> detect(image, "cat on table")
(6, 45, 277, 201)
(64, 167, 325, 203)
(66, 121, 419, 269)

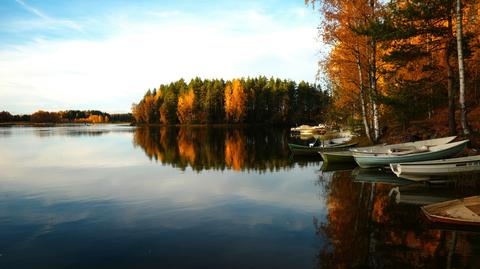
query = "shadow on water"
(133, 126, 321, 172)
(315, 168, 480, 269)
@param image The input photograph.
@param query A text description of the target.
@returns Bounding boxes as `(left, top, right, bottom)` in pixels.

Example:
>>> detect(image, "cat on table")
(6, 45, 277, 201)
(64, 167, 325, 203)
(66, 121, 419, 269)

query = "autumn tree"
(177, 89, 195, 124)
(308, 0, 480, 136)
(307, 0, 385, 141)
(30, 110, 61, 123)
(224, 79, 247, 123)
(378, 0, 462, 133)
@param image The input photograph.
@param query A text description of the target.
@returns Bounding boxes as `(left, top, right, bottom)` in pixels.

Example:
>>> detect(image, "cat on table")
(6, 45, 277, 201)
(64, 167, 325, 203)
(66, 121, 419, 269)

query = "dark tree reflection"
(316, 170, 480, 269)
(133, 126, 320, 172)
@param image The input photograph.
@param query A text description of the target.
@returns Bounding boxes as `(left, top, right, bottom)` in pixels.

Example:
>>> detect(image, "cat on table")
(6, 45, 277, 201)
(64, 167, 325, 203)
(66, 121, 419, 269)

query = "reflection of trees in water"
(178, 128, 196, 164)
(225, 130, 245, 171)
(33, 126, 135, 137)
(133, 126, 306, 172)
(0, 128, 12, 137)
(315, 171, 480, 268)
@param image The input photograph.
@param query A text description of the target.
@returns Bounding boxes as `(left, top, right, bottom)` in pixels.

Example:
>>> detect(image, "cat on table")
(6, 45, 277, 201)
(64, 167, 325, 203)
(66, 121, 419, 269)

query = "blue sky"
(0, 0, 323, 114)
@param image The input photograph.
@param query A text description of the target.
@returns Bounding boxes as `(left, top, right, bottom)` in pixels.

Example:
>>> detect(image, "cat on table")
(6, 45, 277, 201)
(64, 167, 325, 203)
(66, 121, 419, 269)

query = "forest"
(306, 0, 480, 142)
(0, 110, 132, 123)
(131, 76, 330, 126)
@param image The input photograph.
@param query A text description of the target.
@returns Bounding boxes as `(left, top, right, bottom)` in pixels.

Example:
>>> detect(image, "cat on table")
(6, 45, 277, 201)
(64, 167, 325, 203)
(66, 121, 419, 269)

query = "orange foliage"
(224, 79, 246, 123)
(177, 128, 196, 164)
(177, 90, 195, 124)
(312, 0, 480, 133)
(224, 130, 245, 171)
(143, 94, 155, 124)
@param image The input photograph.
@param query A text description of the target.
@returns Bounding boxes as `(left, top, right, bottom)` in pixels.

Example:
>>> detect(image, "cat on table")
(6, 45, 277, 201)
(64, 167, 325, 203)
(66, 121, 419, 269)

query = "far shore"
(0, 122, 133, 127)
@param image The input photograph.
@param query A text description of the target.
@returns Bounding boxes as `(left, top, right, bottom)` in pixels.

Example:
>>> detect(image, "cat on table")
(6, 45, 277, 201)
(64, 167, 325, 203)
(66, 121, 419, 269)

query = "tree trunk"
(369, 0, 380, 142)
(445, 10, 456, 135)
(456, 0, 470, 135)
(356, 48, 372, 141)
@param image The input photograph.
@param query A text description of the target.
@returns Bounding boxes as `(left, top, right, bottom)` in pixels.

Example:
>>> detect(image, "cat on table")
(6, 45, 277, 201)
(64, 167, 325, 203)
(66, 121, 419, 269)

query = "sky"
(0, 0, 323, 114)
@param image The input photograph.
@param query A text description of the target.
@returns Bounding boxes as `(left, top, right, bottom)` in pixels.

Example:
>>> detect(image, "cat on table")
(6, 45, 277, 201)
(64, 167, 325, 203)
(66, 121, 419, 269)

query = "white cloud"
(14, 0, 83, 32)
(0, 7, 320, 114)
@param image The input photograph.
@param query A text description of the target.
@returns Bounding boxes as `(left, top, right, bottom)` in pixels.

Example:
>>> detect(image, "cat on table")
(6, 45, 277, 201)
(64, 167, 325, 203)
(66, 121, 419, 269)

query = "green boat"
(320, 151, 355, 163)
(288, 141, 357, 156)
(353, 140, 469, 168)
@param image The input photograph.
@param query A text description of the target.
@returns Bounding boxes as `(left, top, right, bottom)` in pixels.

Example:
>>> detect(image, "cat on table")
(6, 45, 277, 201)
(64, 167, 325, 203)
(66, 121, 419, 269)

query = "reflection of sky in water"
(0, 126, 325, 268)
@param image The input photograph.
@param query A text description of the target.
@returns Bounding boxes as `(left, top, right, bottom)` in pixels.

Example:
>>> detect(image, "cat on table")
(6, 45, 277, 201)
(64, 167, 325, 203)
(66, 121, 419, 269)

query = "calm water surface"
(0, 125, 479, 268)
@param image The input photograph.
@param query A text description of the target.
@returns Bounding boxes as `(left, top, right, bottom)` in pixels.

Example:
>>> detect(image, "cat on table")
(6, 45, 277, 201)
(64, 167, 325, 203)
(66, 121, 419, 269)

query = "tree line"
(132, 76, 330, 125)
(307, 0, 480, 141)
(0, 110, 132, 123)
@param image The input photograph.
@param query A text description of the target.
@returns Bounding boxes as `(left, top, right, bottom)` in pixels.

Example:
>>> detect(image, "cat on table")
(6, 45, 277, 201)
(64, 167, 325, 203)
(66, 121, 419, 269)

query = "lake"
(0, 125, 479, 268)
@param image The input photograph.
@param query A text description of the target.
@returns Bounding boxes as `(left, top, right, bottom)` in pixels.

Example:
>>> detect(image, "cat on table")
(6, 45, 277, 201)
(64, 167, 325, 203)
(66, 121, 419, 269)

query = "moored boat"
(290, 124, 326, 135)
(350, 136, 456, 154)
(320, 150, 355, 163)
(353, 140, 469, 168)
(421, 196, 480, 226)
(390, 155, 480, 178)
(288, 141, 357, 156)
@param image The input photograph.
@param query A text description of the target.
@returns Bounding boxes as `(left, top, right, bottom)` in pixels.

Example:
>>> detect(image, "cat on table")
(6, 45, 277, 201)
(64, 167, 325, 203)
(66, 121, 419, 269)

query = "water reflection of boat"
(388, 183, 457, 205)
(427, 222, 480, 233)
(320, 161, 357, 172)
(353, 140, 469, 168)
(320, 151, 355, 163)
(351, 167, 413, 185)
(390, 155, 480, 179)
(421, 196, 480, 226)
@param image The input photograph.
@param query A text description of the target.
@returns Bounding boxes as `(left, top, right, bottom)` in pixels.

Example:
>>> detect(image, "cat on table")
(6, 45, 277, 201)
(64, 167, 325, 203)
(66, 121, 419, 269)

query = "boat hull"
(288, 142, 357, 156)
(320, 151, 355, 163)
(391, 155, 480, 177)
(354, 140, 468, 168)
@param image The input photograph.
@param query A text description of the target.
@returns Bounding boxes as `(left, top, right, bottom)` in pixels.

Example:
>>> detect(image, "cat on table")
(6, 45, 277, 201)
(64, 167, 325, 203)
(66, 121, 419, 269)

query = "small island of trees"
(132, 76, 330, 126)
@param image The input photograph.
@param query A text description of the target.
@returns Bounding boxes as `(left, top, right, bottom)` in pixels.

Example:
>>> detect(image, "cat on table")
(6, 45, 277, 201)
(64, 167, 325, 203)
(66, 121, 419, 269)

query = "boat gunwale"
(391, 155, 480, 166)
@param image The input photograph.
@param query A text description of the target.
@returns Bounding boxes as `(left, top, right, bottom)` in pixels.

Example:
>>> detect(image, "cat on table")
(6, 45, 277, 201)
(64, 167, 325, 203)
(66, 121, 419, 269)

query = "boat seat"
(388, 146, 429, 156)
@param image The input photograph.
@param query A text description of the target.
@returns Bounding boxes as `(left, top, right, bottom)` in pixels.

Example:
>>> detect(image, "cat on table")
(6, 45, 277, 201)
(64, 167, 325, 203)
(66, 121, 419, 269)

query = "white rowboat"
(353, 140, 469, 168)
(350, 136, 456, 154)
(390, 155, 480, 179)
